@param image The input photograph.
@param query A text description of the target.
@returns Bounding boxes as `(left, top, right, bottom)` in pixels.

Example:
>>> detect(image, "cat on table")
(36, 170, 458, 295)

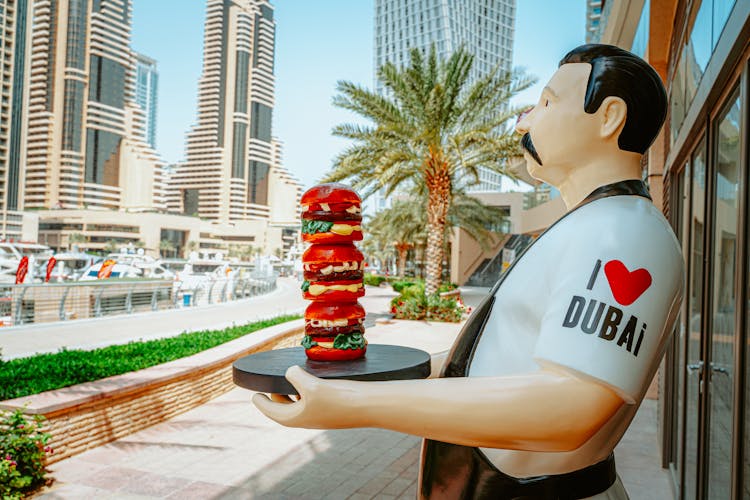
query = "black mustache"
(521, 133, 543, 166)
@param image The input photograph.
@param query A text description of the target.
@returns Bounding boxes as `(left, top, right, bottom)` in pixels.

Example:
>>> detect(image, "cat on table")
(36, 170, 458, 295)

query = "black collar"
(579, 179, 652, 208)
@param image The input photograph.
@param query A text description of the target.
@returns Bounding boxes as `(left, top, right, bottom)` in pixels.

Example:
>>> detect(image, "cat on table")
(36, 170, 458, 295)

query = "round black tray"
(233, 344, 431, 395)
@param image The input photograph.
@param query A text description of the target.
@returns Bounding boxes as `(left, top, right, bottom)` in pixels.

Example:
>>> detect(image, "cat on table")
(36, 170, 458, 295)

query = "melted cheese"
(307, 282, 364, 296)
(316, 341, 335, 349)
(306, 318, 348, 328)
(330, 224, 362, 236)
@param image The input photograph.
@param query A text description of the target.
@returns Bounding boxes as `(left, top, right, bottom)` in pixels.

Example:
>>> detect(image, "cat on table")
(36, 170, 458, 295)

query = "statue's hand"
(252, 365, 361, 429)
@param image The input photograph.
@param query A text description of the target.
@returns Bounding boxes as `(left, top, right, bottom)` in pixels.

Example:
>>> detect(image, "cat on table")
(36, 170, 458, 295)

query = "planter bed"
(0, 319, 304, 464)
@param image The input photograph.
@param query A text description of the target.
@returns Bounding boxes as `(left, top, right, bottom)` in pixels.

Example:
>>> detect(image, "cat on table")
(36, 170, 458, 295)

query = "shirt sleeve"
(532, 205, 684, 403)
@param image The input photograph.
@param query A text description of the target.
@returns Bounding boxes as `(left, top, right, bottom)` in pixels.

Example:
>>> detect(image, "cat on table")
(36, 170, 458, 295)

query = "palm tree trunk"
(424, 149, 451, 295)
(396, 244, 408, 278)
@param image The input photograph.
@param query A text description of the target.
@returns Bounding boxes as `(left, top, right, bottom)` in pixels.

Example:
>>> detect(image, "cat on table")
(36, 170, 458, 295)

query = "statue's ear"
(599, 96, 627, 141)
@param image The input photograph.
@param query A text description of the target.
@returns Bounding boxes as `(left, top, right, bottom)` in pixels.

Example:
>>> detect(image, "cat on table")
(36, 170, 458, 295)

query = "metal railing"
(0, 275, 277, 327)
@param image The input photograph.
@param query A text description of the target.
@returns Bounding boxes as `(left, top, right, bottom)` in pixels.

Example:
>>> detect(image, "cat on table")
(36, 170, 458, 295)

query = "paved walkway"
(29, 284, 672, 499)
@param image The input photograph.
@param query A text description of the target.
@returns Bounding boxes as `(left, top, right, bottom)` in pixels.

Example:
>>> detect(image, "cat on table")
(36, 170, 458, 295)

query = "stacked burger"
(300, 183, 367, 361)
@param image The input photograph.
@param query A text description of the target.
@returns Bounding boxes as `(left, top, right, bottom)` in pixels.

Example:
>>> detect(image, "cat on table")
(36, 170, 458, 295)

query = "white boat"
(176, 252, 234, 290)
(46, 252, 102, 282)
(79, 249, 174, 281)
(0, 241, 54, 283)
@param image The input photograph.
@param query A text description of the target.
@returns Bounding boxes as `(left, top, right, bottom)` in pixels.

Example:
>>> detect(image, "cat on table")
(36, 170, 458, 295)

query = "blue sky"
(131, 1, 585, 189)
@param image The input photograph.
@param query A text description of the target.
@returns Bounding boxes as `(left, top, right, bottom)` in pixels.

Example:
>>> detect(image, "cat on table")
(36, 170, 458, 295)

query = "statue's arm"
(253, 365, 624, 452)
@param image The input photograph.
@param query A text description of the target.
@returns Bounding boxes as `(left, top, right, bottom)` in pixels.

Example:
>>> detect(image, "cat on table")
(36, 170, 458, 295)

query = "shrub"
(390, 283, 468, 323)
(0, 409, 52, 499)
(363, 274, 387, 287)
(437, 282, 459, 294)
(391, 279, 422, 293)
(0, 315, 300, 401)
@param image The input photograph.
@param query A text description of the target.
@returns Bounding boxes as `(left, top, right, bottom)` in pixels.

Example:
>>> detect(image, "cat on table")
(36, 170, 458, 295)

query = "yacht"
(0, 242, 54, 283)
(46, 252, 102, 282)
(79, 249, 174, 281)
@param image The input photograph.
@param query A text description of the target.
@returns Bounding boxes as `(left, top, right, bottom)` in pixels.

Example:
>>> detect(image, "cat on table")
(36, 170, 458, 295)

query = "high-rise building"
(135, 52, 158, 150)
(585, 0, 603, 43)
(0, 0, 35, 239)
(168, 0, 276, 223)
(23, 0, 164, 212)
(373, 0, 516, 197)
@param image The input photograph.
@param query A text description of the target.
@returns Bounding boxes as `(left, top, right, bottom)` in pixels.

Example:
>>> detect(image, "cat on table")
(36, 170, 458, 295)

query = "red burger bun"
(302, 244, 364, 281)
(304, 301, 366, 321)
(305, 345, 367, 361)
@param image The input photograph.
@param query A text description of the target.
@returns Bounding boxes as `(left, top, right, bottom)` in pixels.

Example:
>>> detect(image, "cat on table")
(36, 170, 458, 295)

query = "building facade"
(134, 52, 158, 150)
(167, 0, 276, 223)
(0, 0, 36, 240)
(23, 0, 165, 212)
(373, 0, 516, 196)
(593, 1, 749, 498)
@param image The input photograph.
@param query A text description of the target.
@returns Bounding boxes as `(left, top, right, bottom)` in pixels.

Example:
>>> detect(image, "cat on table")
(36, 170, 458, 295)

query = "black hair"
(559, 44, 667, 154)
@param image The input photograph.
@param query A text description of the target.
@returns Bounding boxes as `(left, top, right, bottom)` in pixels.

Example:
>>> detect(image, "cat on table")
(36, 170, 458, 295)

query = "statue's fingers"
(270, 393, 295, 403)
(252, 393, 302, 424)
(285, 365, 319, 395)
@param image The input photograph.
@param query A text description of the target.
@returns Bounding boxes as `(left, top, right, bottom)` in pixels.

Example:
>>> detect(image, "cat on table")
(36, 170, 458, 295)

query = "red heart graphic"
(604, 260, 652, 306)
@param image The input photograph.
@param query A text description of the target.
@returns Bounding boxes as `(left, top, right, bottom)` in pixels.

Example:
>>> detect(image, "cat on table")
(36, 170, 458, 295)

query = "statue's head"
(516, 44, 667, 185)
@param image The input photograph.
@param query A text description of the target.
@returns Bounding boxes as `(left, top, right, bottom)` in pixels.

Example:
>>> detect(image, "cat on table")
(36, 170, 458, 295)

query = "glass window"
(670, 49, 687, 144)
(85, 129, 123, 186)
(630, 0, 649, 58)
(248, 161, 270, 205)
(707, 89, 740, 500)
(690, 0, 712, 74)
(684, 140, 706, 500)
(712, 0, 737, 47)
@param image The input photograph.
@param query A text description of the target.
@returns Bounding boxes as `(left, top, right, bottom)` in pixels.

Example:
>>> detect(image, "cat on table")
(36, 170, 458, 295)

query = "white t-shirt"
(468, 195, 684, 478)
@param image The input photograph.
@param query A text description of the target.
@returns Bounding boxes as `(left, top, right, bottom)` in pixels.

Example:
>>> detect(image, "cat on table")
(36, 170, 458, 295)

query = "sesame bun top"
(301, 183, 361, 206)
(302, 244, 364, 264)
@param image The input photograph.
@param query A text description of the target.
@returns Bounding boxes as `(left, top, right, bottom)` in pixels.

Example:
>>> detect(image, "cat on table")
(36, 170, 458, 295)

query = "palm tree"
(368, 200, 426, 278)
(326, 46, 533, 294)
(68, 232, 86, 251)
(104, 239, 119, 254)
(185, 240, 199, 258)
(159, 239, 175, 258)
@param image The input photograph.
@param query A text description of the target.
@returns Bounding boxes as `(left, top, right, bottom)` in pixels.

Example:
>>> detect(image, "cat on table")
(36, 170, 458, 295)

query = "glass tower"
(135, 53, 159, 150)
(373, 0, 517, 203)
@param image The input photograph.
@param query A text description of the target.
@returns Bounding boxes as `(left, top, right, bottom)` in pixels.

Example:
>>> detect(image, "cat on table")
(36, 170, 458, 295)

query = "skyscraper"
(0, 0, 32, 239)
(135, 52, 159, 150)
(23, 0, 164, 211)
(373, 0, 516, 195)
(585, 0, 603, 43)
(168, 0, 276, 223)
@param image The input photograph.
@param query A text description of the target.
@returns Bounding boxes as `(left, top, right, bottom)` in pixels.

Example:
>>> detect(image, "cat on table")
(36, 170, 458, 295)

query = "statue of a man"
(254, 44, 684, 499)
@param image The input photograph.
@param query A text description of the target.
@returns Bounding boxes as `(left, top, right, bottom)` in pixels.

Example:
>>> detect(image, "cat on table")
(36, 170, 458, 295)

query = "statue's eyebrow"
(543, 85, 559, 98)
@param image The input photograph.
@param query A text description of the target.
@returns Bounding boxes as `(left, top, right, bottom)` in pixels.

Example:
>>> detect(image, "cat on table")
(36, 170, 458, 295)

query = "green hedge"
(0, 315, 300, 401)
(363, 274, 387, 287)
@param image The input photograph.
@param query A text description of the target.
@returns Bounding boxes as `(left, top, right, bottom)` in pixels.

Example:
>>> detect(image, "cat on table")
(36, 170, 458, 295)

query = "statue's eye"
(544, 99, 549, 107)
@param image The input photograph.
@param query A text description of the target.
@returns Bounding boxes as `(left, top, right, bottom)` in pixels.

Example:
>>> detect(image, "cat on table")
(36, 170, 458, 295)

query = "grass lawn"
(0, 314, 300, 401)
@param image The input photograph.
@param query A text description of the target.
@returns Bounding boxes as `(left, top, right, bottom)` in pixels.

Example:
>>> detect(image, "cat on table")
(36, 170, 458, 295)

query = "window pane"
(684, 140, 706, 500)
(707, 90, 740, 500)
(670, 49, 687, 145)
(712, 0, 737, 48)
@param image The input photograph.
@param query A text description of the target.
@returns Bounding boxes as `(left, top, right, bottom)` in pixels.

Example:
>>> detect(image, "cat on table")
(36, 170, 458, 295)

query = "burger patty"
(303, 211, 362, 222)
(304, 269, 363, 281)
(305, 323, 365, 336)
